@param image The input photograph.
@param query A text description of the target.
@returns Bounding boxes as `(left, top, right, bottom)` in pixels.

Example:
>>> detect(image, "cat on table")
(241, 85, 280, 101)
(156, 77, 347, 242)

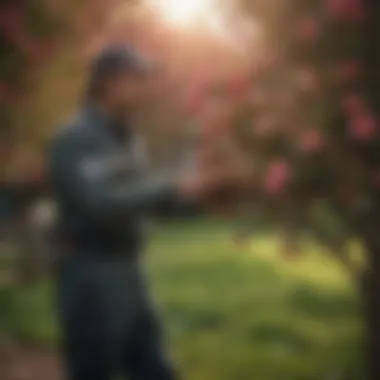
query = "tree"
(286, 3, 380, 379)
(189, 1, 380, 378)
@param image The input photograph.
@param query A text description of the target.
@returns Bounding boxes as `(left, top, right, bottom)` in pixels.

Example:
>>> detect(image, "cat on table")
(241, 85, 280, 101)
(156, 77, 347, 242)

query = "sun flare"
(148, 0, 215, 27)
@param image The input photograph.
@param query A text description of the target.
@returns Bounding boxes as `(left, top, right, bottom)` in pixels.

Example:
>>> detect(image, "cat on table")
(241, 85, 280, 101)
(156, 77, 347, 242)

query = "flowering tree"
(186, 1, 380, 378)
(286, 3, 380, 378)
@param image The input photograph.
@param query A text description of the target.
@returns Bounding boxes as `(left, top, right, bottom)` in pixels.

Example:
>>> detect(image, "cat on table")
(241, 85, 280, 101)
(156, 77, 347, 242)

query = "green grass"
(0, 220, 364, 379)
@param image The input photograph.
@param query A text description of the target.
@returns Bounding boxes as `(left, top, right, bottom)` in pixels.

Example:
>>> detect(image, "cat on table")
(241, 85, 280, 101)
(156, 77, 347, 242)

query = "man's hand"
(178, 167, 228, 199)
(178, 170, 214, 199)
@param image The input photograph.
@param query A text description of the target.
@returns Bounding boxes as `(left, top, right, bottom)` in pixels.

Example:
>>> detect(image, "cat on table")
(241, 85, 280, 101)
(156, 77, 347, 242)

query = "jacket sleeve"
(49, 130, 181, 223)
(130, 135, 200, 216)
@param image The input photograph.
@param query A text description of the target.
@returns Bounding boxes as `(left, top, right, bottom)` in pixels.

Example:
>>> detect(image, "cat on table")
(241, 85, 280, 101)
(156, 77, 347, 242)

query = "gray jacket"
(48, 105, 182, 256)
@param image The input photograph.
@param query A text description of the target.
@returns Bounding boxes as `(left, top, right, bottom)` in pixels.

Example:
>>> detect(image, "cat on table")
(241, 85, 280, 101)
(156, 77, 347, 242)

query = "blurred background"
(1, 0, 380, 379)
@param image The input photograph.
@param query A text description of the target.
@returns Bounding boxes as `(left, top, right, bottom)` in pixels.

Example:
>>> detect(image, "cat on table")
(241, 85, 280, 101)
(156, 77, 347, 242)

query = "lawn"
(0, 220, 364, 380)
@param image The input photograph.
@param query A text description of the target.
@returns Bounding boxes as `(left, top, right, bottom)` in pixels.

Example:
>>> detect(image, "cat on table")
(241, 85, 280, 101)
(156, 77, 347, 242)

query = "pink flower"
(299, 129, 325, 152)
(185, 86, 205, 115)
(264, 160, 292, 195)
(21, 39, 56, 64)
(228, 77, 250, 99)
(298, 17, 320, 42)
(325, 0, 366, 22)
(349, 113, 377, 141)
(0, 82, 11, 103)
(336, 60, 361, 83)
(341, 93, 366, 115)
(0, 5, 25, 44)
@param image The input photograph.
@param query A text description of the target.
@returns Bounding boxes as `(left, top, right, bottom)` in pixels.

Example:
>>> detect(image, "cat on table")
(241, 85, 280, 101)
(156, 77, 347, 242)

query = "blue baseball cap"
(90, 44, 155, 76)
(86, 44, 156, 97)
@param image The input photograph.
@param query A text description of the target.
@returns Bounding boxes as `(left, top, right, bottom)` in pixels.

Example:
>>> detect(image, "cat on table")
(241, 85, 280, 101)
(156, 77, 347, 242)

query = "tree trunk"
(360, 265, 380, 380)
(360, 215, 380, 380)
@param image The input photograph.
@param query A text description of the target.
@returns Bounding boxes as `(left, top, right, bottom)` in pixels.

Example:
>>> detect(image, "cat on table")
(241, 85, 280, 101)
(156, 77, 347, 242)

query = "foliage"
(181, 0, 380, 275)
(0, 0, 124, 185)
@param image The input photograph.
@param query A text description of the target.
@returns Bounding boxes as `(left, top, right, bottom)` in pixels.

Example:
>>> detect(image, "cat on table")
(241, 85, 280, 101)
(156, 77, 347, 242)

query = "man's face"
(104, 71, 156, 117)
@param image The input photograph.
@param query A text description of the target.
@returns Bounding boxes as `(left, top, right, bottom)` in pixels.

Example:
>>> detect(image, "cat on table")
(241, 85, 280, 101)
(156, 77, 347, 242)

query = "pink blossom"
(325, 0, 366, 22)
(0, 5, 25, 43)
(341, 93, 366, 115)
(228, 77, 250, 99)
(297, 17, 320, 42)
(185, 86, 205, 115)
(336, 61, 361, 83)
(0, 82, 11, 103)
(299, 129, 325, 152)
(264, 160, 292, 195)
(21, 39, 56, 64)
(349, 113, 377, 141)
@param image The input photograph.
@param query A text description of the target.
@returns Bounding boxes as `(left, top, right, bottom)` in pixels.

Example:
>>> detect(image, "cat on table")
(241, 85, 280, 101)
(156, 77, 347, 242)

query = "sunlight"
(148, 0, 215, 27)
(136, 0, 263, 63)
(143, 0, 262, 54)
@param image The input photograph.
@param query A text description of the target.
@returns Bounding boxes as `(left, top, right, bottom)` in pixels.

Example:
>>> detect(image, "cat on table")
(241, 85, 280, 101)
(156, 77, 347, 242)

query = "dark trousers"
(57, 254, 176, 380)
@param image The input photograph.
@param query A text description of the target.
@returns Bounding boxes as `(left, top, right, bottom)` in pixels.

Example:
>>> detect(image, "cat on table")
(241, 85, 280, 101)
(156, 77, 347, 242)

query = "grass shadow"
(289, 281, 360, 321)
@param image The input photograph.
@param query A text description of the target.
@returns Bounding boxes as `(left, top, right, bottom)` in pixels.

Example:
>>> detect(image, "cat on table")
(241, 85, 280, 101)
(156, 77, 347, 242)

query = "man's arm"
(128, 134, 200, 216)
(49, 129, 189, 223)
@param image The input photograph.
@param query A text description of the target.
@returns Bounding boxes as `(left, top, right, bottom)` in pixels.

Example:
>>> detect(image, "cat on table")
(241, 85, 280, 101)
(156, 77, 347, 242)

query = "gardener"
(48, 45, 226, 380)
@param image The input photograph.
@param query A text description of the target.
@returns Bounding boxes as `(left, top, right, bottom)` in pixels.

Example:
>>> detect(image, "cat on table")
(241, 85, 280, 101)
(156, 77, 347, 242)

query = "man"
(48, 45, 228, 380)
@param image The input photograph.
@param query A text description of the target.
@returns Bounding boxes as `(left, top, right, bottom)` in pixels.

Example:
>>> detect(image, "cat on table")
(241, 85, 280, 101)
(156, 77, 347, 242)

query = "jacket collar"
(82, 102, 131, 143)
